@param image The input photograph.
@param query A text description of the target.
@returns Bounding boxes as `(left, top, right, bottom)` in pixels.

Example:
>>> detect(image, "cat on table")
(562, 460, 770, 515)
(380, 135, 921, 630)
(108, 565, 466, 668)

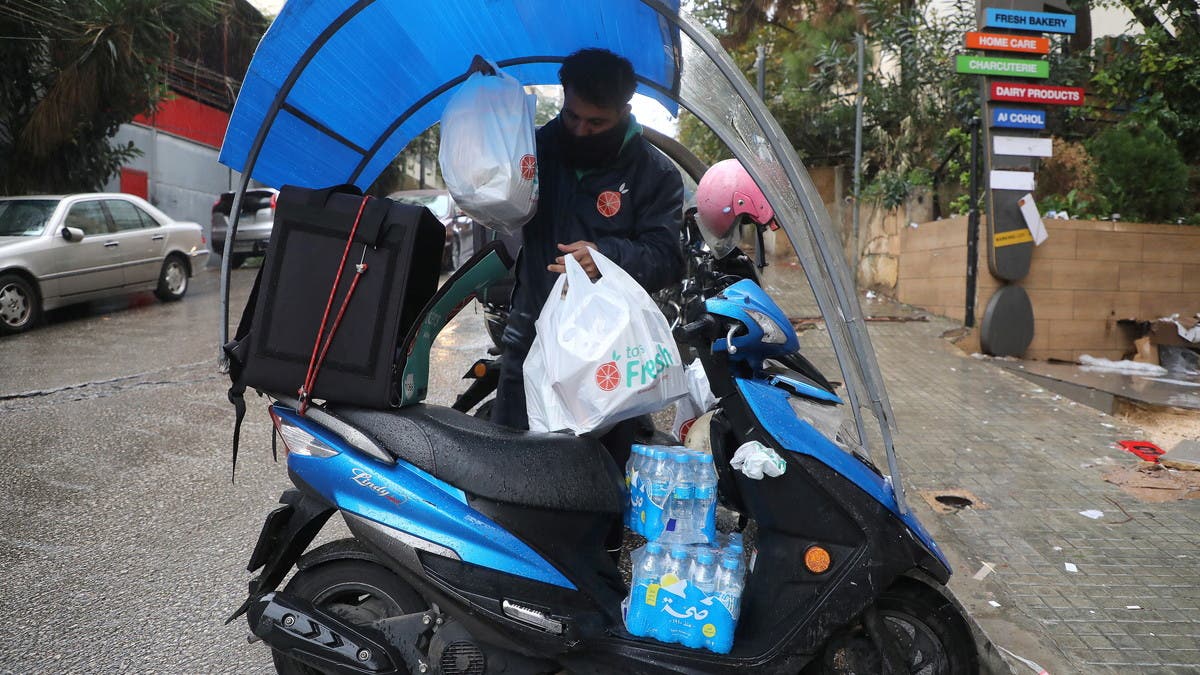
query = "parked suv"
(210, 188, 278, 268)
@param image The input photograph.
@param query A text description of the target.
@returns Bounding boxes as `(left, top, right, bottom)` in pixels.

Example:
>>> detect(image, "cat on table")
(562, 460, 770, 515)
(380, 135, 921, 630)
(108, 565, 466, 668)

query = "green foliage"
(0, 0, 220, 194)
(1085, 121, 1189, 223)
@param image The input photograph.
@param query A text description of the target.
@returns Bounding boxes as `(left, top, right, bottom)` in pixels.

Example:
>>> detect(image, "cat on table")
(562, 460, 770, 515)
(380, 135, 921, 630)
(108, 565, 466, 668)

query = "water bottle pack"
(625, 444, 717, 544)
(623, 533, 748, 654)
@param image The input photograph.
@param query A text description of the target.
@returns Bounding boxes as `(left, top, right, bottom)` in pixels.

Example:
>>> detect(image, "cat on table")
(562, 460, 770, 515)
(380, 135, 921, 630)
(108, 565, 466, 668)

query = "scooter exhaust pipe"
(248, 591, 405, 675)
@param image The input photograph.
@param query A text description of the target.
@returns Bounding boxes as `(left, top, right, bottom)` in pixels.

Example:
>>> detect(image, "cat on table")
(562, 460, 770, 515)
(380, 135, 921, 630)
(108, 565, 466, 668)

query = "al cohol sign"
(991, 82, 1084, 106)
(957, 55, 1048, 78)
(966, 32, 1050, 55)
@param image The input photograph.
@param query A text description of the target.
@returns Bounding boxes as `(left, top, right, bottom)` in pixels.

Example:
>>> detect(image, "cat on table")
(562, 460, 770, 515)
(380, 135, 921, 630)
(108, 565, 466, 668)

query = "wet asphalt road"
(0, 264, 495, 673)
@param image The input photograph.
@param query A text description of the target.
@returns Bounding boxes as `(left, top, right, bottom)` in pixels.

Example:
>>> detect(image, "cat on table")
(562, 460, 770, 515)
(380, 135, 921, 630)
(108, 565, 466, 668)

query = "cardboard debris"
(1132, 336, 1159, 365)
(1102, 464, 1200, 502)
(1161, 439, 1200, 472)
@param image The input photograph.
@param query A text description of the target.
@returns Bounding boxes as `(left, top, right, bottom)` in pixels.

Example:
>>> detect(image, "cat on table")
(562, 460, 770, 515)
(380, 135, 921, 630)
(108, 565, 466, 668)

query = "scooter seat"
(325, 403, 624, 514)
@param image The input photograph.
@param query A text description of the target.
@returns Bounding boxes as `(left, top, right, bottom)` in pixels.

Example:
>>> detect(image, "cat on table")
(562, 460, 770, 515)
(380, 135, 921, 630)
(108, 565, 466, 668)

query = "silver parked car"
(210, 187, 278, 268)
(0, 193, 210, 334)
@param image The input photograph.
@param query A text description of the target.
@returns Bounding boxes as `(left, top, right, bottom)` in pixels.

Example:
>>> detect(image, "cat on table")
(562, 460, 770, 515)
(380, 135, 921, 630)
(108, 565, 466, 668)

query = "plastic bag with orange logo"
(438, 60, 538, 236)
(525, 248, 687, 434)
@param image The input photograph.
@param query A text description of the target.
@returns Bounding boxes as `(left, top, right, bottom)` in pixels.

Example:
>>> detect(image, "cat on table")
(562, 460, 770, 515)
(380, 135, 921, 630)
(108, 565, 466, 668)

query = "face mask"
(558, 116, 630, 169)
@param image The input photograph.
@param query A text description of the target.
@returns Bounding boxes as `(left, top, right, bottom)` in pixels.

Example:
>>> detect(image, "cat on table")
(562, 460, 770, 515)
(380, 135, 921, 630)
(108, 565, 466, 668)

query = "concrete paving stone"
(756, 263, 1200, 673)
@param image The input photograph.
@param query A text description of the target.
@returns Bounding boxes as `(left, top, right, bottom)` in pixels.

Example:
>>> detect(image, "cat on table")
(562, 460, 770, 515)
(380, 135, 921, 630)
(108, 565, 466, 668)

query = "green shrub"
(1086, 122, 1189, 223)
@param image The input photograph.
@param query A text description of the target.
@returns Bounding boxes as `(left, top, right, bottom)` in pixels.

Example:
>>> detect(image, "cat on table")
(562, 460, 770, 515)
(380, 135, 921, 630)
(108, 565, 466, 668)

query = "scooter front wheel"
(270, 541, 427, 675)
(807, 579, 978, 675)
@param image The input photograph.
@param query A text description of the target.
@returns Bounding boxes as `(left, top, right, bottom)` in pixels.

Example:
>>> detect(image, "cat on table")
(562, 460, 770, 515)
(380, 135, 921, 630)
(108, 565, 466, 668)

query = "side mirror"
(61, 227, 85, 242)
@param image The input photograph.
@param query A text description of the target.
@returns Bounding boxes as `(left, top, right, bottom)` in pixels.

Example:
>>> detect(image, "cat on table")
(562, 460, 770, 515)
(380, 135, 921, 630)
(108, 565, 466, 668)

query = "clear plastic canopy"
(218, 0, 905, 512)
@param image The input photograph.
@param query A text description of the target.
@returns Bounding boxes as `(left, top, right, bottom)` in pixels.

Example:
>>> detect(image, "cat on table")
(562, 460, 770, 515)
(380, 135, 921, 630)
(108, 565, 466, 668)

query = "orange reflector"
(473, 363, 488, 377)
(804, 546, 831, 574)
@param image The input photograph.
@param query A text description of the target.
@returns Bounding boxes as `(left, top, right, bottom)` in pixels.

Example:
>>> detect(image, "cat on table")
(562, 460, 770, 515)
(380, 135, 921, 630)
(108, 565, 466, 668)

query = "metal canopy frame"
(218, 0, 907, 514)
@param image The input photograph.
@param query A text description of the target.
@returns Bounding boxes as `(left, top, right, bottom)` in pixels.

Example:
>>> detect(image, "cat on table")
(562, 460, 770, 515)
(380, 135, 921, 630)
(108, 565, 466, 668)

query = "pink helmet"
(694, 159, 774, 258)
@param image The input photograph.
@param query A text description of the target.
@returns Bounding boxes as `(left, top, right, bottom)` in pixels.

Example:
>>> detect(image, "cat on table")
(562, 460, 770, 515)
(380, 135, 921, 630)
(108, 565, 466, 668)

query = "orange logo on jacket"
(596, 182, 629, 218)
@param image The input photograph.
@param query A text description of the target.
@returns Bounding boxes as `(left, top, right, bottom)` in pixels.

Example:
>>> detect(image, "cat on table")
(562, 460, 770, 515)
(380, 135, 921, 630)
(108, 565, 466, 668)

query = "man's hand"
(548, 241, 601, 279)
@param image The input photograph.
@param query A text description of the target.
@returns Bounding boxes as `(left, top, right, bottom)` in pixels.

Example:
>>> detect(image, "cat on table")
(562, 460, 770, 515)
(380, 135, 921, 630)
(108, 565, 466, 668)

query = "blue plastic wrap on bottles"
(623, 541, 747, 654)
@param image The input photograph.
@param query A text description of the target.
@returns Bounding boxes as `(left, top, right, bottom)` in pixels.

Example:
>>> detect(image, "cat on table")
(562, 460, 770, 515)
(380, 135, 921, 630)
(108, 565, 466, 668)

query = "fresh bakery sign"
(984, 8, 1076, 35)
(990, 83, 1085, 106)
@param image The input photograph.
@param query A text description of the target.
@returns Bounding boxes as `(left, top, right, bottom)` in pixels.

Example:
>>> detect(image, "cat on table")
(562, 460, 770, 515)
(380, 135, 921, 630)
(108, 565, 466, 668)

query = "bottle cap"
(697, 550, 715, 564)
(646, 542, 664, 554)
(672, 452, 689, 464)
(632, 444, 646, 455)
(671, 547, 690, 559)
(652, 449, 667, 460)
(721, 557, 740, 570)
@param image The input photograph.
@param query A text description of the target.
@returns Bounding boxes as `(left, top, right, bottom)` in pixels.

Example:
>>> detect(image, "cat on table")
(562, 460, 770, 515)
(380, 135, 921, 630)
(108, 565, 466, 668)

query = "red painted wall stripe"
(134, 95, 229, 149)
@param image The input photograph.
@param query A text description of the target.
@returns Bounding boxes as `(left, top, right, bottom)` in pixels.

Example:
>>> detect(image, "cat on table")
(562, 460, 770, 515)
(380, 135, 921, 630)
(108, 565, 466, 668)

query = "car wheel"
(0, 273, 40, 335)
(229, 253, 250, 269)
(154, 255, 189, 302)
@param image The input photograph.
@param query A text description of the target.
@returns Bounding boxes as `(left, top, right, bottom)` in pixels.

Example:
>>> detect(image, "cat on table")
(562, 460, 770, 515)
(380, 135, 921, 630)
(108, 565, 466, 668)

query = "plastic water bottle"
(689, 548, 718, 595)
(693, 453, 718, 542)
(715, 556, 745, 619)
(646, 448, 673, 538)
(665, 545, 691, 581)
(626, 542, 666, 636)
(666, 451, 695, 537)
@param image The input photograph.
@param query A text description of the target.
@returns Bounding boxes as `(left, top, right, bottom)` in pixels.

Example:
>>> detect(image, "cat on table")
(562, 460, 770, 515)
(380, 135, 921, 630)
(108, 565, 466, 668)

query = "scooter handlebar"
(674, 314, 720, 346)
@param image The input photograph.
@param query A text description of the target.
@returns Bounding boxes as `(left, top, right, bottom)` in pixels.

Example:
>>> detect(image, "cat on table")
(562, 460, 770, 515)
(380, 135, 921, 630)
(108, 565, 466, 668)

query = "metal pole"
(965, 116, 981, 328)
(853, 33, 864, 269)
(755, 43, 765, 99)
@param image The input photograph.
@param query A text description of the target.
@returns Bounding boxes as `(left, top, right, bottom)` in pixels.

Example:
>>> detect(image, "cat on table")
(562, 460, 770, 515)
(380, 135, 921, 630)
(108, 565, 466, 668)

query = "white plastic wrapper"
(671, 360, 717, 443)
(525, 248, 687, 434)
(438, 63, 538, 235)
(730, 441, 786, 479)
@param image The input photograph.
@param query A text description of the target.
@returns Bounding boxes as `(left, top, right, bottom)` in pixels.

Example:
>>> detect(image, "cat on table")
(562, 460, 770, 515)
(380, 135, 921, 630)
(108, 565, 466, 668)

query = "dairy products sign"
(984, 8, 1076, 34)
(966, 32, 1050, 55)
(991, 82, 1084, 106)
(957, 55, 1049, 78)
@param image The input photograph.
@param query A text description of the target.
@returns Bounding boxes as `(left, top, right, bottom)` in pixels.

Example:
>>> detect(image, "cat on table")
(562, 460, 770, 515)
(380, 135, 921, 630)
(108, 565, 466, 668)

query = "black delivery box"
(240, 184, 444, 408)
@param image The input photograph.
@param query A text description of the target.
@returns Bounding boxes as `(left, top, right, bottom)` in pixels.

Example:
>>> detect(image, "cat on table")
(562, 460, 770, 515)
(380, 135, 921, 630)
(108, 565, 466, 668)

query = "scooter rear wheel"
(808, 579, 978, 675)
(271, 542, 427, 674)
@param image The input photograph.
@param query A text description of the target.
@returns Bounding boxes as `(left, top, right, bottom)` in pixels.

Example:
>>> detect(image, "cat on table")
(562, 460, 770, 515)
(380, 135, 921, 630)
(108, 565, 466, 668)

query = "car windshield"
(393, 194, 450, 219)
(0, 199, 58, 236)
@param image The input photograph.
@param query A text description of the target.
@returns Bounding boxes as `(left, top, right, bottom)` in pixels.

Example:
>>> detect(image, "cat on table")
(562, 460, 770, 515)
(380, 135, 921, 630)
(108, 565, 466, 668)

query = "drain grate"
(918, 489, 987, 514)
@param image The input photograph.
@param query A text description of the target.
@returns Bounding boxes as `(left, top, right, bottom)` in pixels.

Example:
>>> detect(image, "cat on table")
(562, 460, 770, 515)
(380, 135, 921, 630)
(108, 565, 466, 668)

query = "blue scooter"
(231, 234, 978, 674)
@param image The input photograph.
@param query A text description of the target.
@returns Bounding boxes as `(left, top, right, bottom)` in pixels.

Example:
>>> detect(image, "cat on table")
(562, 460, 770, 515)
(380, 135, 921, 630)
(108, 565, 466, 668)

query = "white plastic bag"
(671, 360, 717, 443)
(730, 441, 787, 479)
(525, 248, 687, 434)
(438, 63, 538, 235)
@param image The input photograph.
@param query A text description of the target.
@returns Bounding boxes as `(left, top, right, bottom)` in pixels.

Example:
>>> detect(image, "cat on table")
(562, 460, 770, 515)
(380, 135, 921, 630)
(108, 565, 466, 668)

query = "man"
(493, 48, 684, 442)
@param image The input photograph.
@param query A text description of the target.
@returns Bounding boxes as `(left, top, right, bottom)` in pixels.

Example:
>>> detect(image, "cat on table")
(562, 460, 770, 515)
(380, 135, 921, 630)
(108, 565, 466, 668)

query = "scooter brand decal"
(351, 468, 408, 507)
(520, 154, 537, 180)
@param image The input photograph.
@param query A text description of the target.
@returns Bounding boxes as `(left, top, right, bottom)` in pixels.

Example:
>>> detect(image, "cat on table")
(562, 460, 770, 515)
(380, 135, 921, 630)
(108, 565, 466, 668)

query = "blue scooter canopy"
(217, 0, 907, 512)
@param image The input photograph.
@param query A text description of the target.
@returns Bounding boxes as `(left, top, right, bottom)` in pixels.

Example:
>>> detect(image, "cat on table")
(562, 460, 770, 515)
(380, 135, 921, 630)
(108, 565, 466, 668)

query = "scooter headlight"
(744, 308, 788, 345)
(271, 410, 341, 458)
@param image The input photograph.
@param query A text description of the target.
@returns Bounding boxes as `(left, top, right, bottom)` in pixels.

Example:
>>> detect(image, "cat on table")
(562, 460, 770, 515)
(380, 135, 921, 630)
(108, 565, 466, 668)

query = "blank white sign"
(991, 170, 1036, 191)
(994, 135, 1053, 157)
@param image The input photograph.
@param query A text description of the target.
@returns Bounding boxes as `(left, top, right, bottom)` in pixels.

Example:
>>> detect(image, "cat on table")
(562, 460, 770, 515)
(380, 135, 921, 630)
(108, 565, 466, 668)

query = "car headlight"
(744, 308, 788, 344)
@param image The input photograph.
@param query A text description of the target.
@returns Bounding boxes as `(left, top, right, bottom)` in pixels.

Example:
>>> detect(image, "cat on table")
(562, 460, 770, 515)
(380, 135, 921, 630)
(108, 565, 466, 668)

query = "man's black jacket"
(502, 115, 685, 357)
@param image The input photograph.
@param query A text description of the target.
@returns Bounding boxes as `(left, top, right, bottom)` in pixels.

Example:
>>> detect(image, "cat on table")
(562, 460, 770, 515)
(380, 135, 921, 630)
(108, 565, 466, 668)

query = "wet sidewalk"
(758, 261, 1200, 675)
